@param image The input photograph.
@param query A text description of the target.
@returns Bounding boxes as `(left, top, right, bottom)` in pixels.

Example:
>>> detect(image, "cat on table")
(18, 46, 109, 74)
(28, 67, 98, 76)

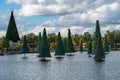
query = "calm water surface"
(0, 51, 120, 80)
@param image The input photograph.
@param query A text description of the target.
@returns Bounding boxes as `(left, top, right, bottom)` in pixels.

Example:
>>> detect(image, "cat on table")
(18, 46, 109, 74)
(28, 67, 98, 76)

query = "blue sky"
(0, 0, 120, 37)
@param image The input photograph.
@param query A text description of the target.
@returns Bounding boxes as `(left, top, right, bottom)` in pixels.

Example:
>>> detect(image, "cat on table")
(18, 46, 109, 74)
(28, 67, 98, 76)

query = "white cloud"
(59, 26, 84, 37)
(116, 25, 120, 29)
(6, 0, 92, 16)
(4, 0, 120, 38)
(109, 2, 119, 11)
(59, 28, 68, 37)
(0, 30, 6, 37)
(31, 26, 56, 35)
(31, 26, 95, 37)
(18, 4, 42, 16)
(7, 0, 38, 4)
(7, 0, 120, 27)
(44, 2, 120, 28)
(7, 0, 119, 17)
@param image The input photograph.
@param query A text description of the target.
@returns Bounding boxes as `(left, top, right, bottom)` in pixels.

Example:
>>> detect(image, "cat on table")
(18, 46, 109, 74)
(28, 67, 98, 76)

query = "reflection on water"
(0, 51, 120, 80)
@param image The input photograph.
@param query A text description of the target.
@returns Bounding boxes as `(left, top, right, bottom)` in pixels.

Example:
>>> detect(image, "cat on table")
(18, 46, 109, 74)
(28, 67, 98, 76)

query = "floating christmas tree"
(66, 29, 75, 54)
(94, 20, 105, 61)
(37, 32, 41, 53)
(87, 41, 92, 57)
(55, 32, 65, 58)
(79, 40, 83, 53)
(6, 11, 20, 42)
(63, 38, 67, 53)
(93, 19, 100, 55)
(39, 28, 51, 61)
(22, 35, 29, 59)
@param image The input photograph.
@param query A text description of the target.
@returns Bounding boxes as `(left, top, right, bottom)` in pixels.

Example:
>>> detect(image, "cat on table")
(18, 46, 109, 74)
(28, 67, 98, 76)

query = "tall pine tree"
(55, 32, 65, 57)
(66, 29, 75, 53)
(79, 40, 83, 52)
(39, 28, 51, 60)
(22, 35, 29, 53)
(87, 41, 92, 56)
(93, 19, 100, 55)
(94, 20, 105, 61)
(63, 38, 67, 53)
(37, 32, 41, 53)
(6, 11, 20, 42)
(22, 35, 29, 58)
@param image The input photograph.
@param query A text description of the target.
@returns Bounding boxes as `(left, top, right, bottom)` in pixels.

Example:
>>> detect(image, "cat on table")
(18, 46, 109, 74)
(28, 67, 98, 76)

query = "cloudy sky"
(0, 0, 120, 37)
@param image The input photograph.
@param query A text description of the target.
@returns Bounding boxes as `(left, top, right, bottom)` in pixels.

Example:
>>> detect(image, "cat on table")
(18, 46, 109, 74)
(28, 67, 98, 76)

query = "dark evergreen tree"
(55, 32, 65, 56)
(66, 29, 75, 53)
(22, 35, 29, 53)
(94, 20, 105, 61)
(6, 11, 20, 42)
(93, 20, 100, 55)
(22, 35, 29, 58)
(104, 36, 110, 52)
(37, 32, 41, 53)
(63, 38, 67, 53)
(87, 41, 92, 56)
(39, 28, 51, 60)
(79, 41, 83, 52)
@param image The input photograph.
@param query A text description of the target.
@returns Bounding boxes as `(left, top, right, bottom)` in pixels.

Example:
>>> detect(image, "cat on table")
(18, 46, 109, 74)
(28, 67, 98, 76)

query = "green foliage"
(93, 20, 100, 55)
(72, 34, 81, 46)
(1, 38, 10, 49)
(17, 43, 22, 50)
(55, 32, 65, 56)
(83, 32, 91, 43)
(6, 11, 20, 42)
(88, 41, 92, 54)
(50, 43, 56, 49)
(48, 33, 57, 43)
(79, 40, 83, 52)
(105, 30, 120, 50)
(22, 35, 29, 53)
(94, 20, 105, 61)
(37, 32, 41, 53)
(66, 29, 75, 53)
(39, 28, 51, 57)
(26, 33, 38, 48)
(63, 38, 67, 53)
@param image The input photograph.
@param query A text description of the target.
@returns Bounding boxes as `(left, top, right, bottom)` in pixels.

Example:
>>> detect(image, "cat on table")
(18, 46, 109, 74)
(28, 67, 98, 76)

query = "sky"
(0, 0, 120, 37)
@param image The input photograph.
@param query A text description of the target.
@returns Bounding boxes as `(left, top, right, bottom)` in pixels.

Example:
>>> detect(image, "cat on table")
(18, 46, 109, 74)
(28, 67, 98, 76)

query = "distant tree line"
(0, 30, 120, 51)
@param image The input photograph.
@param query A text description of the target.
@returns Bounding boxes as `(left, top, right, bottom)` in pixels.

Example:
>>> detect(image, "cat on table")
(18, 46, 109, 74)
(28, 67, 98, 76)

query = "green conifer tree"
(39, 28, 51, 60)
(63, 38, 67, 53)
(93, 20, 100, 55)
(55, 32, 65, 57)
(37, 32, 41, 53)
(6, 11, 20, 42)
(22, 35, 29, 58)
(80, 41, 83, 52)
(87, 41, 92, 56)
(94, 20, 105, 61)
(66, 29, 75, 53)
(22, 35, 29, 53)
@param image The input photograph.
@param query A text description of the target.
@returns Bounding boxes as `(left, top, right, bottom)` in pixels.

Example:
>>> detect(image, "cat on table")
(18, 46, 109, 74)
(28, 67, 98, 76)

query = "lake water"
(0, 51, 120, 80)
